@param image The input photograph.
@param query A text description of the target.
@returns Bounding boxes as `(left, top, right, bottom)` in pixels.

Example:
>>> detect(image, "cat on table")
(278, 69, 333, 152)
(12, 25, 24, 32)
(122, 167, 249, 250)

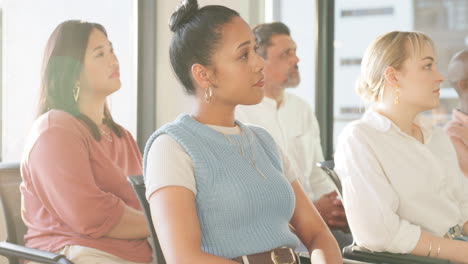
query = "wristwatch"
(444, 225, 468, 241)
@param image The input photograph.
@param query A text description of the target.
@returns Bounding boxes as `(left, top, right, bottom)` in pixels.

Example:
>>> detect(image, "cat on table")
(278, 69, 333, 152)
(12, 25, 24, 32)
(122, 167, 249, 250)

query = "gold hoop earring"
(73, 81, 81, 102)
(204, 86, 213, 103)
(394, 86, 400, 105)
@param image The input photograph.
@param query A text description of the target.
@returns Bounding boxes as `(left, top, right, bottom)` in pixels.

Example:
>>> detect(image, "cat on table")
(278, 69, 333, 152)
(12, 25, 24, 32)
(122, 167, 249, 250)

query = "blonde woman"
(334, 31, 468, 263)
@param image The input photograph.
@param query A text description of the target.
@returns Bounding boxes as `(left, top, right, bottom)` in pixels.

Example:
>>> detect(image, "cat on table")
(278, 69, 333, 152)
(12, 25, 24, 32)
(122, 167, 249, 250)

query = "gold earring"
(204, 86, 213, 103)
(73, 81, 81, 102)
(394, 86, 400, 105)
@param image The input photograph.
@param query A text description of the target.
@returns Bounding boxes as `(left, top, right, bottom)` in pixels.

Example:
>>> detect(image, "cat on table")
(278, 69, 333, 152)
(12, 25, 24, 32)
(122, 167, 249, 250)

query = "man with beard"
(445, 49, 468, 177)
(236, 22, 352, 249)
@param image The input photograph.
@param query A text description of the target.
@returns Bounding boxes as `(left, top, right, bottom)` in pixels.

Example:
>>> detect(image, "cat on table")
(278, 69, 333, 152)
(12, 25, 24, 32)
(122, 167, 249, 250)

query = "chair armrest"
(128, 175, 145, 185)
(298, 250, 371, 264)
(0, 241, 73, 264)
(316, 160, 343, 197)
(343, 245, 452, 264)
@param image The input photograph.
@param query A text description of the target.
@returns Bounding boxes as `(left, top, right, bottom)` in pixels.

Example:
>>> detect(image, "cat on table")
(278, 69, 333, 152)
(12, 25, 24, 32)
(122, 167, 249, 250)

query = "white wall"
(2, 0, 137, 161)
(155, 0, 265, 127)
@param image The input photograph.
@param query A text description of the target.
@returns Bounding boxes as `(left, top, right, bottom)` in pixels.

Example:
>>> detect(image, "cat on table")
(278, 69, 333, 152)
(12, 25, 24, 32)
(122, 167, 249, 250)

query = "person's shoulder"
(343, 118, 368, 131)
(23, 110, 87, 161)
(32, 110, 84, 134)
(235, 100, 267, 121)
(283, 93, 315, 120)
(115, 125, 140, 147)
(242, 123, 281, 159)
(46, 110, 84, 129)
(338, 118, 372, 142)
(243, 122, 277, 146)
(284, 92, 310, 107)
(113, 123, 133, 138)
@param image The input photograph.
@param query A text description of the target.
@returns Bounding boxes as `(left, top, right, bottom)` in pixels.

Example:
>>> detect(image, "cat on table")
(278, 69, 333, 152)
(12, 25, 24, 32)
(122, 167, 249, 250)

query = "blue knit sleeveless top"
(143, 114, 299, 259)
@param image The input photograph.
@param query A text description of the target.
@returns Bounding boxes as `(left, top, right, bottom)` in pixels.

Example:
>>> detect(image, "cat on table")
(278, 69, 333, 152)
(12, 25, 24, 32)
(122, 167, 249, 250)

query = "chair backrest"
(316, 160, 343, 198)
(127, 175, 166, 264)
(0, 162, 74, 264)
(0, 162, 26, 246)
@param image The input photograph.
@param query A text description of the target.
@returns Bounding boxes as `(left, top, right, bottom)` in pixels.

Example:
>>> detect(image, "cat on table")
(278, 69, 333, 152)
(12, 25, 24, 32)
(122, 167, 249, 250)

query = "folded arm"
(28, 127, 147, 239)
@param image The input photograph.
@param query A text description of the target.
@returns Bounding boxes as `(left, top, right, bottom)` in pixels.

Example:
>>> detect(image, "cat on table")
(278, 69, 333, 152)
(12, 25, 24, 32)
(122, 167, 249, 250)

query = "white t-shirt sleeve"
(277, 145, 298, 183)
(334, 125, 421, 254)
(145, 134, 197, 200)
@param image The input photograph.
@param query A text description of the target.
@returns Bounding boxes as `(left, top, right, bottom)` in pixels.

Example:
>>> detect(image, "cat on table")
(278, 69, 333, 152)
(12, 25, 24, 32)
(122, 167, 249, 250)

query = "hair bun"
(169, 0, 199, 32)
(355, 77, 372, 100)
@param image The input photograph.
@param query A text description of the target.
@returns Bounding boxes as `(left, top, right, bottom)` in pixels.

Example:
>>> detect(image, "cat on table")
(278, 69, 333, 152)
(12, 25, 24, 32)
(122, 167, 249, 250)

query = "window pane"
(2, 0, 137, 161)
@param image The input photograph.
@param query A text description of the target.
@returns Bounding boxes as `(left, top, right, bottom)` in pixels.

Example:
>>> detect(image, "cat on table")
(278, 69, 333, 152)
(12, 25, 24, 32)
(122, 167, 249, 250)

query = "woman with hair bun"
(334, 31, 468, 263)
(143, 0, 342, 263)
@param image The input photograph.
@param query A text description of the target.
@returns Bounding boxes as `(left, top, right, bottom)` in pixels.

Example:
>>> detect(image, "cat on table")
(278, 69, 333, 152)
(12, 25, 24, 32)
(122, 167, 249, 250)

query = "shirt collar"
(362, 109, 434, 140)
(262, 96, 278, 108)
(261, 94, 290, 110)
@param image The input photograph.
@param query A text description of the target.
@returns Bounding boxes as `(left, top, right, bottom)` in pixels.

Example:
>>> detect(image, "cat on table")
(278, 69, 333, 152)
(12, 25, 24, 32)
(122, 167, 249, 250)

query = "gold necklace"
(99, 127, 113, 142)
(223, 129, 266, 179)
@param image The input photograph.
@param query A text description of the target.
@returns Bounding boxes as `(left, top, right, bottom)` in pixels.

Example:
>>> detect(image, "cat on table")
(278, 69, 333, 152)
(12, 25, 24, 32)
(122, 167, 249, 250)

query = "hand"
(314, 191, 349, 232)
(453, 109, 468, 125)
(446, 121, 468, 146)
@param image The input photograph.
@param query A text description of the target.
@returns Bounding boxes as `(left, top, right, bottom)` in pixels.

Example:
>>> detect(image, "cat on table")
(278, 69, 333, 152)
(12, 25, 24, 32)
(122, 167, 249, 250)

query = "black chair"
(342, 245, 452, 264)
(0, 162, 73, 264)
(316, 160, 453, 264)
(316, 160, 343, 198)
(127, 175, 166, 264)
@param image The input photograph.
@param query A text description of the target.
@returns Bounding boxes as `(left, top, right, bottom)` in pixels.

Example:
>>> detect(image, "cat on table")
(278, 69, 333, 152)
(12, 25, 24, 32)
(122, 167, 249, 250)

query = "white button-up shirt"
(236, 93, 334, 200)
(334, 110, 468, 254)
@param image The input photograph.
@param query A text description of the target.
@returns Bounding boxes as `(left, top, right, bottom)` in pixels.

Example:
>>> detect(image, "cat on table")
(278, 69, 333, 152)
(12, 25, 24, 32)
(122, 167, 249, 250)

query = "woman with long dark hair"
(21, 20, 152, 263)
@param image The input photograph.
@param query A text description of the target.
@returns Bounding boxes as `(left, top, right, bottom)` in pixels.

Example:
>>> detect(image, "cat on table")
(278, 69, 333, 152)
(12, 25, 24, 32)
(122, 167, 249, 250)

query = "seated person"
(21, 20, 152, 264)
(446, 49, 468, 177)
(143, 0, 342, 263)
(334, 31, 468, 263)
(236, 22, 352, 249)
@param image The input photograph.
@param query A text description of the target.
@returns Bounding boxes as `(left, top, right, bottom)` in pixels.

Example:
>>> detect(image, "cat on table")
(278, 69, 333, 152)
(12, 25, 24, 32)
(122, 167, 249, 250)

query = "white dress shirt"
(236, 93, 334, 200)
(334, 110, 468, 254)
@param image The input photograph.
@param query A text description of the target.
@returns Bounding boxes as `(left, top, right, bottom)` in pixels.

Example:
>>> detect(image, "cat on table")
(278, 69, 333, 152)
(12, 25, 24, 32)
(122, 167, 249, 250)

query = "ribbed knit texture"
(143, 114, 299, 259)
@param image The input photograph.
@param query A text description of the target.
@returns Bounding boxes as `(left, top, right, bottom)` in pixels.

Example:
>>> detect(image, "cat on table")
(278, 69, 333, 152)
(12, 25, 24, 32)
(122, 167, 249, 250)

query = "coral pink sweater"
(20, 110, 152, 262)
